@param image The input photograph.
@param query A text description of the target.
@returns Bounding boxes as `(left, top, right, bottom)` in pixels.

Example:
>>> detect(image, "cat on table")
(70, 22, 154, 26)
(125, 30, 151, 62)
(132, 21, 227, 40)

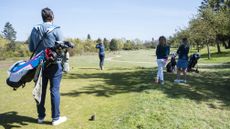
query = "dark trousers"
(99, 54, 105, 69)
(37, 63, 62, 121)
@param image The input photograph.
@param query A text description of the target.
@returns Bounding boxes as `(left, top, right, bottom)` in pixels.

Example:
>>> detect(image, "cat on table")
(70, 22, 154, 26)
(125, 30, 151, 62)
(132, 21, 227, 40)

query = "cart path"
(105, 55, 153, 64)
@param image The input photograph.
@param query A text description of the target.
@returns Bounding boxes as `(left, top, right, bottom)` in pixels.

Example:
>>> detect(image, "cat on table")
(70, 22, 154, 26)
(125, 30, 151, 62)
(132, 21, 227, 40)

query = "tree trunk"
(207, 43, 211, 59)
(216, 39, 221, 53)
(216, 36, 221, 54)
(228, 40, 230, 49)
(196, 42, 200, 52)
(223, 41, 228, 49)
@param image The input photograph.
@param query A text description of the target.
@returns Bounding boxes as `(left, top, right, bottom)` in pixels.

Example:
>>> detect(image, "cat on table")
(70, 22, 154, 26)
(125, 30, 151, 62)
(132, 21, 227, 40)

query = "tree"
(103, 38, 110, 51)
(2, 22, 17, 43)
(109, 39, 123, 51)
(96, 38, 102, 43)
(198, 0, 230, 52)
(2, 22, 17, 51)
(123, 40, 132, 50)
(190, 15, 216, 59)
(87, 34, 91, 40)
(170, 0, 230, 59)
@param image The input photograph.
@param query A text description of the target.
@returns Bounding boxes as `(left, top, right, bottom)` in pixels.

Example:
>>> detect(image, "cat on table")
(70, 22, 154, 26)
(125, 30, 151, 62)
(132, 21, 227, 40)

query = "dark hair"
(158, 36, 166, 46)
(41, 7, 54, 22)
(182, 38, 188, 42)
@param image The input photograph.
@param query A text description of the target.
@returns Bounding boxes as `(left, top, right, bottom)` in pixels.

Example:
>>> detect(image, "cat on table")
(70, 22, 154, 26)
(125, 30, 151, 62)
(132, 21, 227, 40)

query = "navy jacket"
(177, 44, 190, 60)
(96, 43, 105, 55)
(156, 45, 170, 59)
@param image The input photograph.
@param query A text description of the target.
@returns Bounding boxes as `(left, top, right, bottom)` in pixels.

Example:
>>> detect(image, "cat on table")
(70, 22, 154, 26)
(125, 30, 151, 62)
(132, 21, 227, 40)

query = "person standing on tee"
(96, 39, 105, 70)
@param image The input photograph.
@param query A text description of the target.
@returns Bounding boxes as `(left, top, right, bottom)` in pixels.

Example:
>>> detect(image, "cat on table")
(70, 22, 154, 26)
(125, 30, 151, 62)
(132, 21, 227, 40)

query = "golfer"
(96, 39, 105, 70)
(155, 36, 170, 85)
(174, 38, 190, 83)
(29, 7, 67, 125)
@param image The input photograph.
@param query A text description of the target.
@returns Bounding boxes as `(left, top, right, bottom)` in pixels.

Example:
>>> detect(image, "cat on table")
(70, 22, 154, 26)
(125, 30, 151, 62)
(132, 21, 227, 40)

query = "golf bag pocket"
(6, 51, 45, 89)
(6, 61, 35, 88)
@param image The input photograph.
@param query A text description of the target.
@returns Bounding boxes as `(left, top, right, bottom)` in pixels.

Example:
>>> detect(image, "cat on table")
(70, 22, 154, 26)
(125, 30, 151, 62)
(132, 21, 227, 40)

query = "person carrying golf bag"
(29, 7, 67, 126)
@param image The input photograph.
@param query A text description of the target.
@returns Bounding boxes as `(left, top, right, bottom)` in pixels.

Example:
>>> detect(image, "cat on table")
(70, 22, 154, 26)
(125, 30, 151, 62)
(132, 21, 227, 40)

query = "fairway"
(0, 49, 230, 129)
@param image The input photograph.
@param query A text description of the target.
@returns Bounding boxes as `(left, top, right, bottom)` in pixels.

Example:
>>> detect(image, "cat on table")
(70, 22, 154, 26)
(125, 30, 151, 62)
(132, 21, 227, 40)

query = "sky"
(0, 0, 202, 41)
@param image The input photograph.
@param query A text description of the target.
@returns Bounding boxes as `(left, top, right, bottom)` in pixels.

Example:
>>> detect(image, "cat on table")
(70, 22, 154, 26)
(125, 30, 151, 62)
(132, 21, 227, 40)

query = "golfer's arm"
(28, 29, 35, 52)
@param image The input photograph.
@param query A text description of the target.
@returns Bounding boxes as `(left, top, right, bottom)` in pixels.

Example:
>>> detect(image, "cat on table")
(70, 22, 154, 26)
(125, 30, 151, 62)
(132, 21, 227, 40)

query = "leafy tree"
(96, 38, 102, 43)
(103, 38, 110, 51)
(123, 40, 132, 50)
(109, 39, 122, 51)
(199, 0, 230, 52)
(171, 0, 230, 59)
(190, 16, 216, 59)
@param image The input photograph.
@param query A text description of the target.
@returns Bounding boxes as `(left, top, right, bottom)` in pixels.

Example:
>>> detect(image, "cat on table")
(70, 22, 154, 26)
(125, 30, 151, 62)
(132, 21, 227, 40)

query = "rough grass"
(0, 49, 230, 129)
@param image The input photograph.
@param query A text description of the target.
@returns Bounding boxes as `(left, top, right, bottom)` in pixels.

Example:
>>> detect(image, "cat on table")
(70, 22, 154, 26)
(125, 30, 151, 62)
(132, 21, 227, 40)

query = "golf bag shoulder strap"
(29, 25, 60, 59)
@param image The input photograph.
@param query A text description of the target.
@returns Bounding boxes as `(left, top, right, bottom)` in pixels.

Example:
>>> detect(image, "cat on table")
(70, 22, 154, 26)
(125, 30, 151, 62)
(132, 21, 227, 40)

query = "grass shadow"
(62, 67, 230, 108)
(62, 68, 155, 97)
(200, 51, 230, 58)
(163, 70, 230, 108)
(198, 64, 230, 69)
(0, 111, 50, 129)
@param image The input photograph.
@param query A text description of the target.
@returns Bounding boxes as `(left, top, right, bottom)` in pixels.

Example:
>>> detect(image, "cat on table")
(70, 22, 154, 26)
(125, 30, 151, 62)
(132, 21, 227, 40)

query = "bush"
(67, 38, 98, 56)
(109, 39, 124, 51)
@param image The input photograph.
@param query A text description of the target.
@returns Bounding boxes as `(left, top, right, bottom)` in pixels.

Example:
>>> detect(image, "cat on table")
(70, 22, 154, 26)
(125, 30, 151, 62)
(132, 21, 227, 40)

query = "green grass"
(0, 49, 230, 129)
(191, 46, 230, 64)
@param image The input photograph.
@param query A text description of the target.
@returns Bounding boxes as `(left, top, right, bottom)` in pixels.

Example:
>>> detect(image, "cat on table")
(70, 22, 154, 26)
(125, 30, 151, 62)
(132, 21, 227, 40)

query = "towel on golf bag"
(32, 61, 43, 104)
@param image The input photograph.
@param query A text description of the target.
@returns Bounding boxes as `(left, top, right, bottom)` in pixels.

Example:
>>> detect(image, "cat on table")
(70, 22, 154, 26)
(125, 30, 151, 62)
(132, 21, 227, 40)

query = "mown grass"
(190, 46, 230, 63)
(0, 49, 230, 129)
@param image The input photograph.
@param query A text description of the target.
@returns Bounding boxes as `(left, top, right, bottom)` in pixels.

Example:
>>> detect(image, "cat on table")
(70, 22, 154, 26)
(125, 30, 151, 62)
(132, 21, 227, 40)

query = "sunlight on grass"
(0, 49, 230, 129)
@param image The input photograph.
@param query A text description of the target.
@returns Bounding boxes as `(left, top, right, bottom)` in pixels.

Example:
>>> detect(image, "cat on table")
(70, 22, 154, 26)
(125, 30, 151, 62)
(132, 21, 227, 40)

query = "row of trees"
(169, 0, 230, 59)
(0, 22, 157, 59)
(0, 22, 31, 60)
(67, 37, 156, 56)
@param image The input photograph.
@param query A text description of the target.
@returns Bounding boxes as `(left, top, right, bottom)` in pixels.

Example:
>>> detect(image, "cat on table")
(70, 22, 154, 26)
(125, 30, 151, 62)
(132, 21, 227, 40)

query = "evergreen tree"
(2, 22, 17, 43)
(87, 34, 91, 40)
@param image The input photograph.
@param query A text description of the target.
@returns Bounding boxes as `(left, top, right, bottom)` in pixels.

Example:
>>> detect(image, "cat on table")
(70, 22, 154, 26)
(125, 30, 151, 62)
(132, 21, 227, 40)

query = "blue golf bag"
(6, 41, 74, 90)
(6, 51, 46, 90)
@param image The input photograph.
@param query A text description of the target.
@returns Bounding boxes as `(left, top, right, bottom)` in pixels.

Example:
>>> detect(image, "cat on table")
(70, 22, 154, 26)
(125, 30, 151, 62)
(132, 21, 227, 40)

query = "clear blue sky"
(0, 0, 201, 41)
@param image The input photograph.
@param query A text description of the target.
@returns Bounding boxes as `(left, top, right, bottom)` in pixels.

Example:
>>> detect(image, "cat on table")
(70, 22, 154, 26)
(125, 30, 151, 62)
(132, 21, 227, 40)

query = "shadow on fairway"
(199, 64, 230, 69)
(201, 51, 230, 58)
(62, 67, 230, 108)
(62, 67, 155, 97)
(0, 111, 50, 129)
